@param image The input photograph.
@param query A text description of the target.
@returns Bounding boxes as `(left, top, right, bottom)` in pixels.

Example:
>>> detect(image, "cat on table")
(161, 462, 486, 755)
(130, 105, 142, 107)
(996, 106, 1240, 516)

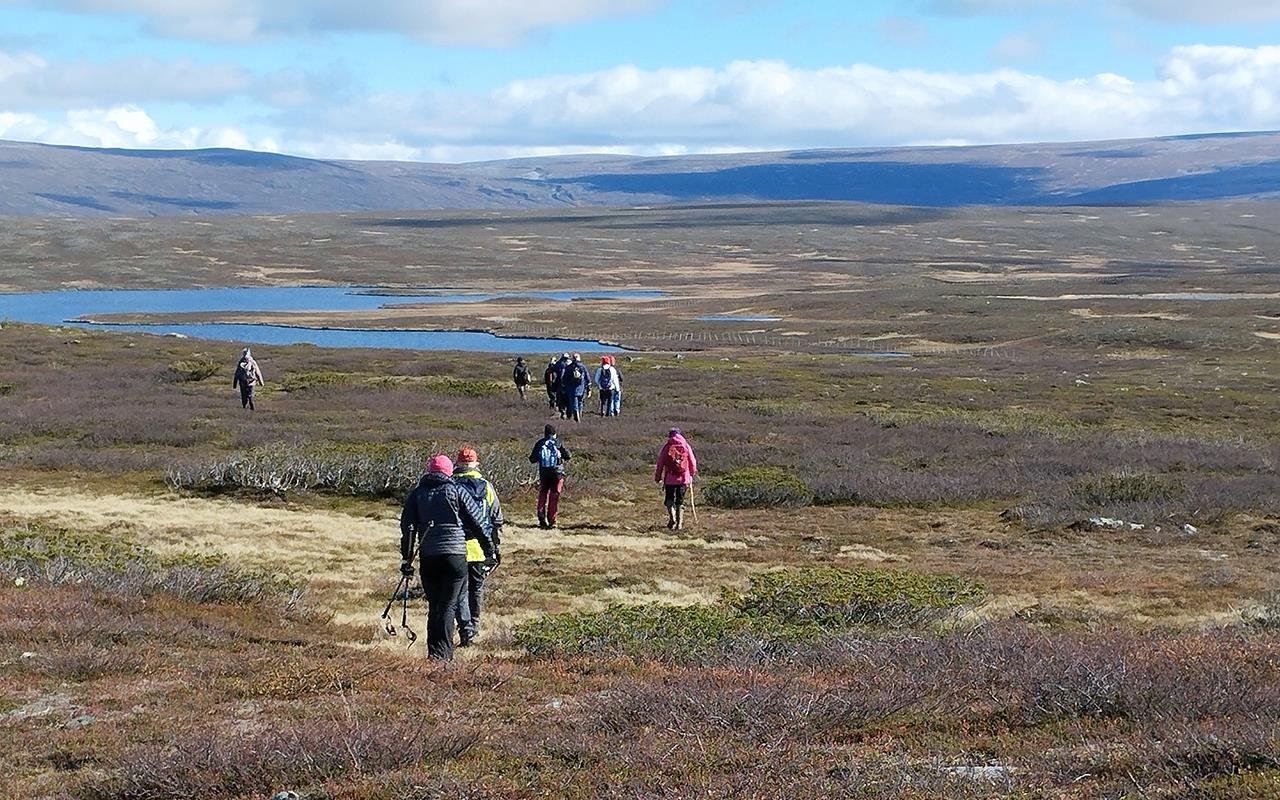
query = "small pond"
(0, 286, 658, 352)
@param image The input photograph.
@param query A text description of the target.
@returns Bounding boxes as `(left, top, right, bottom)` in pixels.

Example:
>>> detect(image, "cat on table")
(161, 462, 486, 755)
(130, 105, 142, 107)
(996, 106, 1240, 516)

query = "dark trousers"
(420, 554, 468, 660)
(239, 385, 254, 410)
(454, 562, 487, 637)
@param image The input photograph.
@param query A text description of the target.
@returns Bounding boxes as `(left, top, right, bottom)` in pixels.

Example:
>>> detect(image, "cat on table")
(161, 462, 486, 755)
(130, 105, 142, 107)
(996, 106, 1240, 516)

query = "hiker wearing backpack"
(512, 357, 531, 401)
(452, 447, 504, 647)
(552, 353, 572, 417)
(528, 423, 571, 528)
(654, 428, 698, 530)
(543, 356, 560, 411)
(595, 355, 623, 417)
(232, 347, 264, 410)
(558, 354, 589, 422)
(400, 452, 493, 661)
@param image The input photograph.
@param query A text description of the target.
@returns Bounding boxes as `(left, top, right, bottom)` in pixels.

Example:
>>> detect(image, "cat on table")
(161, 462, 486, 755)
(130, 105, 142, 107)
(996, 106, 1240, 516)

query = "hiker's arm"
(528, 443, 540, 464)
(654, 445, 667, 482)
(487, 485, 505, 546)
(399, 496, 416, 561)
(559, 444, 571, 461)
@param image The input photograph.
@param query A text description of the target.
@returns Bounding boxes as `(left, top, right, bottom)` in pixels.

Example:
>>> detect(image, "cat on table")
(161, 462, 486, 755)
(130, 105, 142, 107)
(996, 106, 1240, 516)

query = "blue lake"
(0, 286, 659, 352)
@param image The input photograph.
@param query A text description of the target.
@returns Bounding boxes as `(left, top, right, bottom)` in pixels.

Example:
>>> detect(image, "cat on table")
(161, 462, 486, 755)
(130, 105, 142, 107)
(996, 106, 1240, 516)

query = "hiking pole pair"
(381, 542, 420, 647)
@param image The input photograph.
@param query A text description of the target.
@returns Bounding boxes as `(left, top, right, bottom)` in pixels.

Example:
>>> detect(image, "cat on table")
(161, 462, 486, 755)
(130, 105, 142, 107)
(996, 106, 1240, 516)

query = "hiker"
(558, 353, 590, 422)
(543, 356, 560, 411)
(529, 423, 571, 528)
(594, 355, 622, 417)
(399, 452, 493, 661)
(551, 353, 572, 417)
(654, 427, 697, 530)
(232, 347, 264, 410)
(452, 447, 504, 646)
(512, 357, 531, 401)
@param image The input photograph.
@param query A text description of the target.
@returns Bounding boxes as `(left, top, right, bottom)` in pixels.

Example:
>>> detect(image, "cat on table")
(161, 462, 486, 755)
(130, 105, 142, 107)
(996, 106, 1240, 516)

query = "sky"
(0, 0, 1279, 162)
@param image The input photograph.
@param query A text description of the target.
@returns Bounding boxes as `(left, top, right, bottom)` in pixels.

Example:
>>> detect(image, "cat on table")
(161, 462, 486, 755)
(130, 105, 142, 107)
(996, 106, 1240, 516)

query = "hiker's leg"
(421, 554, 467, 661)
(610, 391, 621, 416)
(537, 482, 550, 525)
(547, 476, 563, 524)
(675, 505, 683, 530)
(465, 562, 486, 636)
(454, 566, 473, 636)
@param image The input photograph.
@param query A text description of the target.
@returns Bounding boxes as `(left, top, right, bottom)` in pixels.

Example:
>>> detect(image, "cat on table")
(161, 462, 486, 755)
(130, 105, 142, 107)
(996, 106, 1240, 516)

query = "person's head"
(544, 423, 557, 438)
(601, 356, 609, 364)
(562, 352, 571, 360)
(606, 355, 616, 365)
(455, 446, 479, 469)
(516, 356, 524, 364)
(572, 352, 581, 361)
(427, 453, 453, 476)
(241, 347, 252, 359)
(669, 427, 682, 438)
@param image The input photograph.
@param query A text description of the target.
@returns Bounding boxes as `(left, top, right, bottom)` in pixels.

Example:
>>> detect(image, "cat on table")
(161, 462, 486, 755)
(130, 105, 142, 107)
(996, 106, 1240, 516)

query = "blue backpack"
(538, 439, 560, 468)
(598, 366, 615, 390)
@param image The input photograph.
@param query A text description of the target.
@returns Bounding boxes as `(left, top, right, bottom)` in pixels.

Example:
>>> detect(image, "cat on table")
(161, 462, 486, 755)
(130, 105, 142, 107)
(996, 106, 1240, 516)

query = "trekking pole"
(689, 480, 699, 526)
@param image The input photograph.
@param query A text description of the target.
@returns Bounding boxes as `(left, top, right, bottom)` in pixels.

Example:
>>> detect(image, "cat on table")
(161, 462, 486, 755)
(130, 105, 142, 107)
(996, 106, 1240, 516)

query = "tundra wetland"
(2, 201, 1279, 798)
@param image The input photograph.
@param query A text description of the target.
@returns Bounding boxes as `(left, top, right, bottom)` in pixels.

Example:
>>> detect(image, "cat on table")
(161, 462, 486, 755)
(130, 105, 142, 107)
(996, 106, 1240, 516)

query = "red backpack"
(668, 443, 687, 472)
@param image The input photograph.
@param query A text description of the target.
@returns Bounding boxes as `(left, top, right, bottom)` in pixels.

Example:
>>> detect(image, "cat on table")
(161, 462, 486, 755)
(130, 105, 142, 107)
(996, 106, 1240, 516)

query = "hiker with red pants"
(529, 423, 571, 528)
(399, 453, 493, 661)
(654, 427, 697, 530)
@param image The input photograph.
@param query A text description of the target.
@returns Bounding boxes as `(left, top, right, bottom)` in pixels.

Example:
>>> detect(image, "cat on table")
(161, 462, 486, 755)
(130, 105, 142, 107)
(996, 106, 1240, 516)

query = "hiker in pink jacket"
(654, 428, 697, 530)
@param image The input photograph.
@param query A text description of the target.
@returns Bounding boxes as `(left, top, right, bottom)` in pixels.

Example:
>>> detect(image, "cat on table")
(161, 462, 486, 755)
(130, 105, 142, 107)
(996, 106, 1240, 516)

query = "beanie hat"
(544, 423, 557, 437)
(428, 453, 453, 475)
(456, 446, 479, 465)
(669, 427, 682, 437)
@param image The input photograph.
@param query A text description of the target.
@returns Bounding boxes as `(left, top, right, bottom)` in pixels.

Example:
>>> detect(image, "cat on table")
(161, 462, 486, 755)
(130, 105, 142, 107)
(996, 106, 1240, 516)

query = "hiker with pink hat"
(399, 452, 493, 660)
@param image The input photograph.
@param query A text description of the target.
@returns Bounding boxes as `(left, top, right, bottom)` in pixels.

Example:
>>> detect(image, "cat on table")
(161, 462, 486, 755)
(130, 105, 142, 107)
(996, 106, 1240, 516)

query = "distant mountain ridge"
(1, 131, 1278, 217)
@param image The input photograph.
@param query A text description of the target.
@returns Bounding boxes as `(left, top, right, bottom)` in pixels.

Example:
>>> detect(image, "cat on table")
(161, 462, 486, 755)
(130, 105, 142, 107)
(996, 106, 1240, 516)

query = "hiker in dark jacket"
(512, 357, 531, 401)
(543, 357, 559, 410)
(452, 447, 504, 646)
(400, 453, 493, 661)
(232, 347, 264, 410)
(549, 353, 570, 416)
(558, 354, 590, 422)
(528, 423, 571, 528)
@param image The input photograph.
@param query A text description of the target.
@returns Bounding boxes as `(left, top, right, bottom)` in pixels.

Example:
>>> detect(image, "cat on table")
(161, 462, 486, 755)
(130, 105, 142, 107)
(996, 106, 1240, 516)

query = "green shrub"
(514, 567, 985, 660)
(730, 566, 986, 628)
(0, 382, 15, 396)
(702, 466, 813, 509)
(420, 375, 505, 397)
(163, 359, 220, 383)
(277, 370, 355, 392)
(1072, 470, 1183, 507)
(0, 521, 300, 604)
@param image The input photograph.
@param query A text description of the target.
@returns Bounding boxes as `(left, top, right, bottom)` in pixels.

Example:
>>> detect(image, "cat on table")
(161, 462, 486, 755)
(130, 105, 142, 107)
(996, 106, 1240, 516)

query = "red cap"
(428, 453, 454, 475)
(456, 446, 479, 465)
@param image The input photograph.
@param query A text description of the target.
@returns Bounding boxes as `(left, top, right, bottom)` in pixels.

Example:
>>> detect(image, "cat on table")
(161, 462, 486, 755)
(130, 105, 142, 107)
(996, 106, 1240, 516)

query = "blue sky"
(1, 0, 1279, 161)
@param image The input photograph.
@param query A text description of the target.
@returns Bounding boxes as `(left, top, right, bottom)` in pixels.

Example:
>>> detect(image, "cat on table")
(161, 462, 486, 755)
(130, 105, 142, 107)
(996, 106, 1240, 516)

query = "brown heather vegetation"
(1, 201, 1279, 797)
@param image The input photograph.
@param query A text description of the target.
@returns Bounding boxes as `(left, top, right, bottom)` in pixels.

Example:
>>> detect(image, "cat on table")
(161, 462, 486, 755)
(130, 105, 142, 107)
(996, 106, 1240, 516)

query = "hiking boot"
(537, 515, 547, 529)
(459, 629, 478, 647)
(547, 519, 557, 529)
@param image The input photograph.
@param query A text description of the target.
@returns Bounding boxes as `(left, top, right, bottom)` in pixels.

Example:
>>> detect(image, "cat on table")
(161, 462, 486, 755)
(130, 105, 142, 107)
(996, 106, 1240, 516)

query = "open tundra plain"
(2, 201, 1280, 799)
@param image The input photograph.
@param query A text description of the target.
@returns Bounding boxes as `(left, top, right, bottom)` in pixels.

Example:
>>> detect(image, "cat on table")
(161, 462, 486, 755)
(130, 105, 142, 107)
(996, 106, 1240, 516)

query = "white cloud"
(930, 0, 1280, 22)
(0, 0, 660, 44)
(0, 50, 252, 109)
(6, 44, 1280, 161)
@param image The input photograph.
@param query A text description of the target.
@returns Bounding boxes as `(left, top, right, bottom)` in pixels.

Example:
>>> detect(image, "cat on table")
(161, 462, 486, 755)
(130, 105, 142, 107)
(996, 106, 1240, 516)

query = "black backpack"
(514, 364, 530, 384)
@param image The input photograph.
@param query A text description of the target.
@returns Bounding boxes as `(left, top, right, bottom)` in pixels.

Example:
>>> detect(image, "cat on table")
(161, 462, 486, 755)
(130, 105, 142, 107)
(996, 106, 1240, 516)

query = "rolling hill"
(0, 130, 1277, 217)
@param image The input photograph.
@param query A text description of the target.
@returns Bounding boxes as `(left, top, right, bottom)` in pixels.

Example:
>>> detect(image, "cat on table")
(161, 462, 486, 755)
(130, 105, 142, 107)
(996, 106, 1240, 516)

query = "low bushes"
(166, 441, 529, 498)
(1072, 470, 1184, 507)
(514, 566, 985, 660)
(162, 358, 220, 383)
(702, 465, 813, 509)
(0, 520, 300, 605)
